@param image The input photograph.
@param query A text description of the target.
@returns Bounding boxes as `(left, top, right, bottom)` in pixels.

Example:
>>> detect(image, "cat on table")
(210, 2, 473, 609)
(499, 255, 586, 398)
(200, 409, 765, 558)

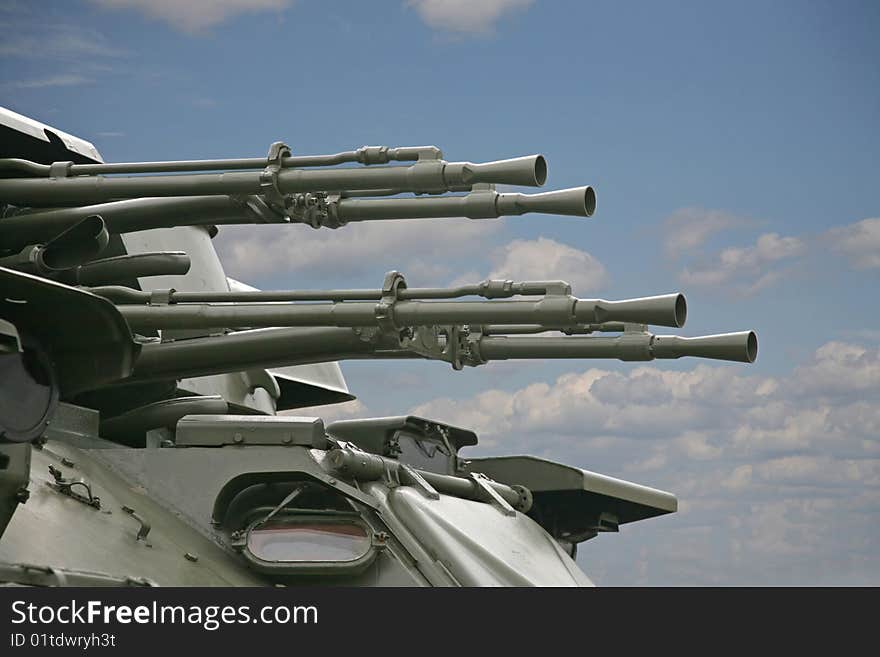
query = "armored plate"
(466, 455, 677, 526)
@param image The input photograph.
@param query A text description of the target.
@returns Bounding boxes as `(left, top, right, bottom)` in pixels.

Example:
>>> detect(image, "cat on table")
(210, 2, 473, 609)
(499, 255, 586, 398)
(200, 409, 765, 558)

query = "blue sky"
(1, 0, 878, 585)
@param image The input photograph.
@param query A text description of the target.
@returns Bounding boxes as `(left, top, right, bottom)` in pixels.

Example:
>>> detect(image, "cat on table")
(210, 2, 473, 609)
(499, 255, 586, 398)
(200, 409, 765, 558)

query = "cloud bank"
(680, 232, 805, 295)
(665, 208, 877, 295)
(215, 217, 503, 285)
(216, 220, 607, 294)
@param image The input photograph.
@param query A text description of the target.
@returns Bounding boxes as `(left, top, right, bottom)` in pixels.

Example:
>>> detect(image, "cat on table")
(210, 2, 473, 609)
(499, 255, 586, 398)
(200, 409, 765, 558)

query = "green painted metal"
(113, 291, 686, 331)
(0, 154, 547, 205)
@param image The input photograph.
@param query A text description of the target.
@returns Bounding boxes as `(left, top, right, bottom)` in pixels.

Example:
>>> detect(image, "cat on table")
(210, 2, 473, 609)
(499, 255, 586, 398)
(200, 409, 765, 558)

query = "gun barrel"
(481, 322, 627, 334)
(477, 331, 758, 363)
(0, 196, 257, 249)
(0, 215, 109, 274)
(116, 293, 687, 332)
(0, 146, 442, 176)
(334, 186, 595, 222)
(0, 186, 591, 250)
(0, 155, 547, 206)
(73, 252, 191, 286)
(130, 327, 758, 383)
(90, 279, 572, 305)
(131, 327, 374, 381)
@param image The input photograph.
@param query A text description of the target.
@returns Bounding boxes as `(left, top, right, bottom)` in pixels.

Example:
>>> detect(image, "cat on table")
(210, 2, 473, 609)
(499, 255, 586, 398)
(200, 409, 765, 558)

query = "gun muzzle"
(495, 186, 595, 217)
(38, 215, 109, 271)
(650, 331, 758, 363)
(574, 293, 686, 328)
(443, 155, 547, 187)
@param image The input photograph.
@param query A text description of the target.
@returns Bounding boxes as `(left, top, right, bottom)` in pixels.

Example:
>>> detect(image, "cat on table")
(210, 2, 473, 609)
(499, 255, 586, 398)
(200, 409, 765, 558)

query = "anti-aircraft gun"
(0, 107, 756, 586)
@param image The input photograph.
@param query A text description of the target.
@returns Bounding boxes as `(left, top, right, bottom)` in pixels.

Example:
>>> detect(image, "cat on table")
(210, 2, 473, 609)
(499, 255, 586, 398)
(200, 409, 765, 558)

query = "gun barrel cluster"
(105, 271, 755, 383)
(0, 142, 758, 391)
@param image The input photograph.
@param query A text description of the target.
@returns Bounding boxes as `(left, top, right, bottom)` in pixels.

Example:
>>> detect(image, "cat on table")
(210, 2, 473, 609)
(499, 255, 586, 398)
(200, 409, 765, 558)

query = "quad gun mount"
(0, 139, 757, 440)
(0, 124, 759, 586)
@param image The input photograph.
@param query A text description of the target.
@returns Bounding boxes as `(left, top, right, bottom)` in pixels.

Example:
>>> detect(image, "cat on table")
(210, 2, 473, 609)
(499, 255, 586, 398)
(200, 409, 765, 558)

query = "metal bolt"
(61, 457, 75, 467)
(233, 432, 244, 443)
(184, 552, 199, 562)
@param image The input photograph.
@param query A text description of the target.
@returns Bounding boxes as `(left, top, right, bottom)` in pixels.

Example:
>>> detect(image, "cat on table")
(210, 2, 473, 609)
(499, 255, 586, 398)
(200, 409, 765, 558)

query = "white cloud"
(214, 217, 502, 283)
(411, 362, 775, 447)
(722, 464, 752, 491)
(679, 232, 805, 294)
(790, 341, 880, 397)
(668, 214, 880, 294)
(486, 237, 609, 293)
(90, 0, 291, 33)
(826, 217, 880, 269)
(673, 431, 723, 461)
(754, 456, 880, 489)
(407, 0, 533, 34)
(663, 207, 742, 257)
(217, 223, 606, 299)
